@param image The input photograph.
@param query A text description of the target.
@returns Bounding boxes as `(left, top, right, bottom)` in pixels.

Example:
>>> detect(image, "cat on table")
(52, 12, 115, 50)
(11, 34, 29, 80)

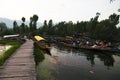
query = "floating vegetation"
(34, 43, 58, 80)
(37, 54, 58, 80)
(33, 42, 45, 65)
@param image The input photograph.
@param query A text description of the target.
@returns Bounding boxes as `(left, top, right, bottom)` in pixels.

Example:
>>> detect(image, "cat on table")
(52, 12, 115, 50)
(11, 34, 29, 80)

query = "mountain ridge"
(0, 17, 43, 28)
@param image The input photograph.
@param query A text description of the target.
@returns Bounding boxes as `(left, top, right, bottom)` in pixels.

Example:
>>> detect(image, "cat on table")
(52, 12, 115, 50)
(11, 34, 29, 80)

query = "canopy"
(34, 35, 45, 41)
(66, 36, 73, 39)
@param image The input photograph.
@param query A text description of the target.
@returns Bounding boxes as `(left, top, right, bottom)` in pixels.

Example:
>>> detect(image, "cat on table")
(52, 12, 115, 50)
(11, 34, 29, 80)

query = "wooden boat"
(34, 35, 52, 54)
(80, 46, 120, 53)
(59, 42, 120, 53)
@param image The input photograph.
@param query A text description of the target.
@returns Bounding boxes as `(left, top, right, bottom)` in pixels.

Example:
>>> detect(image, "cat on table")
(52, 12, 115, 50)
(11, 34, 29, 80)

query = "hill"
(0, 17, 42, 28)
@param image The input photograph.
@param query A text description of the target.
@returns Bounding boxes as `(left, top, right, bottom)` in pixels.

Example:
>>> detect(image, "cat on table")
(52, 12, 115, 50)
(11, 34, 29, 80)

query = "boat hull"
(60, 42, 120, 53)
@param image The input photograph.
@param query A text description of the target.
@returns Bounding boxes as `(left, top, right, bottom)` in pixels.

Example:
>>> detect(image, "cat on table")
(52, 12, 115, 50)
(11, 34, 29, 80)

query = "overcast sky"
(0, 0, 119, 23)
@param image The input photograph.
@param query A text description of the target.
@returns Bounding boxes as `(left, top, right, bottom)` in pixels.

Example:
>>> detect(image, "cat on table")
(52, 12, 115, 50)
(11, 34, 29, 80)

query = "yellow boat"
(34, 35, 51, 53)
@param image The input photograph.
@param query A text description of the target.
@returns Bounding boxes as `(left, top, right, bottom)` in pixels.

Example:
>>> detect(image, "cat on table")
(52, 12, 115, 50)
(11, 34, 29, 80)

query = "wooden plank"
(0, 40, 36, 80)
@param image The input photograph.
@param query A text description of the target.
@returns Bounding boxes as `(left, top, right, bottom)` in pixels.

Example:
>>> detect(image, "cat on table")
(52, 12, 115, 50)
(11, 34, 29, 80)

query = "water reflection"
(51, 44, 115, 68)
(37, 44, 120, 80)
(37, 54, 58, 80)
(85, 52, 95, 67)
(84, 51, 115, 69)
(98, 53, 114, 68)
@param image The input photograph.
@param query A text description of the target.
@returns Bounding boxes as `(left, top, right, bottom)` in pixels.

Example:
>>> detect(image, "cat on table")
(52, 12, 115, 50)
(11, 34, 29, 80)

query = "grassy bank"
(34, 42, 45, 65)
(0, 40, 21, 66)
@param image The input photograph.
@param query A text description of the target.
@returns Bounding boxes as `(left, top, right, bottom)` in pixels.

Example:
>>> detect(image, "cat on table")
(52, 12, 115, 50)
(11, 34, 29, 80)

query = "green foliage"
(38, 13, 119, 42)
(0, 13, 119, 42)
(22, 17, 25, 22)
(13, 21, 19, 34)
(34, 42, 45, 65)
(93, 13, 119, 41)
(28, 14, 39, 36)
(0, 22, 8, 36)
(41, 20, 48, 35)
(11, 15, 39, 36)
(48, 19, 54, 35)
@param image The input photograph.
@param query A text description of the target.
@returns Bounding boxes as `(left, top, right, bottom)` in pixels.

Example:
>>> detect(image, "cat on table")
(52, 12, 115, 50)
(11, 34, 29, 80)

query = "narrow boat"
(34, 35, 51, 54)
(59, 42, 120, 53)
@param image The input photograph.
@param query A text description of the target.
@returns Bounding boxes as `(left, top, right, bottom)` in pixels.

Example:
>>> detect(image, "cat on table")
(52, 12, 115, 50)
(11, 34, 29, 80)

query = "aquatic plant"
(33, 42, 45, 65)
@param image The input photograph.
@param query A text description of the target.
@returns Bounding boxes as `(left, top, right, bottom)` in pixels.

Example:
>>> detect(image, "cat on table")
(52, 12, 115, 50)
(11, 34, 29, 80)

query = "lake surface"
(36, 44, 120, 80)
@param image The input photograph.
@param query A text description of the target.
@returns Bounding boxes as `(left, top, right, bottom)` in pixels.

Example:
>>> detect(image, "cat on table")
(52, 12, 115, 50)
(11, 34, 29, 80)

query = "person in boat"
(86, 41, 89, 45)
(92, 44, 98, 48)
(72, 41, 76, 47)
(106, 42, 112, 47)
(76, 40, 80, 47)
(99, 43, 107, 48)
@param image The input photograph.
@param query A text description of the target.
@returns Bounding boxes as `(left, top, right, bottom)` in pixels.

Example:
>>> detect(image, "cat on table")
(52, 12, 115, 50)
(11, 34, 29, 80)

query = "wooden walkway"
(0, 40, 36, 80)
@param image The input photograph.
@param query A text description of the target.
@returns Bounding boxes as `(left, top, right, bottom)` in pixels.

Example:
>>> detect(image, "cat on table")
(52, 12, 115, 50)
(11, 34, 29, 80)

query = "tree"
(33, 14, 39, 30)
(22, 17, 25, 22)
(110, 0, 120, 12)
(0, 22, 7, 31)
(94, 13, 119, 41)
(96, 12, 100, 16)
(118, 9, 120, 12)
(29, 17, 33, 32)
(48, 19, 53, 35)
(110, 0, 115, 3)
(41, 20, 48, 35)
(0, 22, 14, 35)
(86, 14, 99, 38)
(66, 21, 74, 35)
(13, 21, 19, 34)
(28, 14, 39, 35)
(117, 27, 120, 41)
(0, 22, 8, 36)
(54, 21, 66, 36)
(20, 17, 26, 35)
(109, 13, 119, 25)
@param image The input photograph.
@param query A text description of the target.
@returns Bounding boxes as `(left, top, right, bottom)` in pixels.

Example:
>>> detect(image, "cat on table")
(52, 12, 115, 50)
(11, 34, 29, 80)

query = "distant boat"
(3, 34, 19, 38)
(34, 35, 51, 54)
(60, 42, 120, 53)
(2, 34, 26, 42)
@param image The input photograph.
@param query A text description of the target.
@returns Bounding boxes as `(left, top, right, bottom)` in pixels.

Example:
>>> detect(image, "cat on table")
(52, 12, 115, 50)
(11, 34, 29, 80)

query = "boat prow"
(33, 35, 52, 55)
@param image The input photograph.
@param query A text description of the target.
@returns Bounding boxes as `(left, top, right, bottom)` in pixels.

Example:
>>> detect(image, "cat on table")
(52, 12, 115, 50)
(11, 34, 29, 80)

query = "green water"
(36, 45, 120, 80)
